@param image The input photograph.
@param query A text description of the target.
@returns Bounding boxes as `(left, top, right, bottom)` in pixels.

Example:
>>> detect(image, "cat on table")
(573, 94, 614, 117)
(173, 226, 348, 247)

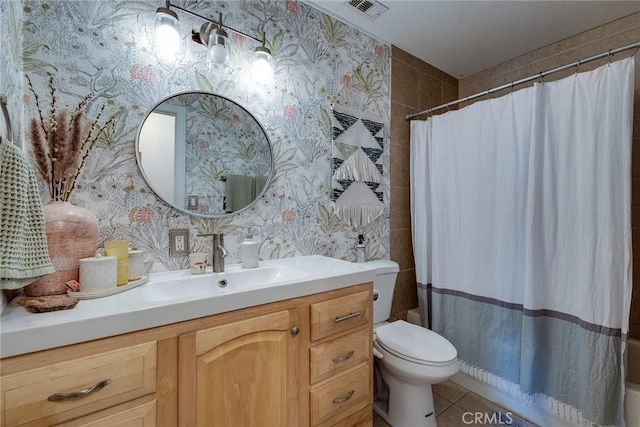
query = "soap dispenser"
(356, 234, 366, 263)
(240, 226, 259, 269)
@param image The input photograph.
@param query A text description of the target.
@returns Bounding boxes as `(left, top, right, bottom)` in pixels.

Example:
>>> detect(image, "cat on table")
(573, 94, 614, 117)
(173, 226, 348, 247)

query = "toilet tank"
(364, 260, 399, 324)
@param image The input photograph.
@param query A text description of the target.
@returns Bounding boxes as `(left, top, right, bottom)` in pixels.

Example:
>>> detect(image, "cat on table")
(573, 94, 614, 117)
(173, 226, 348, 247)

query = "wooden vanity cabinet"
(178, 308, 301, 426)
(0, 283, 373, 427)
(177, 284, 373, 427)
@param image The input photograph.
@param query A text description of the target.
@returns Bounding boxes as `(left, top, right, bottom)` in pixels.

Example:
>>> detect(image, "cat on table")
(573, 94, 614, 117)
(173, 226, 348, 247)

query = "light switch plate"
(169, 229, 190, 257)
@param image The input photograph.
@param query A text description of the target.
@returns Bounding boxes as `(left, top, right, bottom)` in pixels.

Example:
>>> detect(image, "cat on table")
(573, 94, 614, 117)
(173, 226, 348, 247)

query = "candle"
(79, 256, 117, 292)
(128, 249, 145, 281)
(104, 240, 129, 286)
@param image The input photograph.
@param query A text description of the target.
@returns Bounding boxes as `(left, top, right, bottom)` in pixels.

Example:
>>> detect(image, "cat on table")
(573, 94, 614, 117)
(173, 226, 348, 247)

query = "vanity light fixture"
(153, 1, 274, 80)
(252, 45, 274, 85)
(207, 22, 230, 67)
(152, 5, 183, 64)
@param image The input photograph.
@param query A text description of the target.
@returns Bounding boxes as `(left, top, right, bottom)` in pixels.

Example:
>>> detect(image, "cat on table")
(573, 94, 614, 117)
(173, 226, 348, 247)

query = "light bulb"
(153, 7, 182, 64)
(207, 28, 230, 65)
(209, 43, 229, 64)
(156, 24, 179, 51)
(252, 46, 274, 85)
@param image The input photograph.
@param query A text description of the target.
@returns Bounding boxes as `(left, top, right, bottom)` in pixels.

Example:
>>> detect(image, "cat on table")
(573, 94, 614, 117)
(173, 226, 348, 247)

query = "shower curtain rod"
(405, 41, 640, 121)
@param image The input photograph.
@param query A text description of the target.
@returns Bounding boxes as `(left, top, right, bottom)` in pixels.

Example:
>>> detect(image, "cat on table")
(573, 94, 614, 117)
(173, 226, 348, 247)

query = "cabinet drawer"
(310, 363, 372, 426)
(55, 399, 156, 427)
(2, 341, 156, 426)
(310, 290, 371, 341)
(330, 404, 372, 427)
(310, 328, 371, 384)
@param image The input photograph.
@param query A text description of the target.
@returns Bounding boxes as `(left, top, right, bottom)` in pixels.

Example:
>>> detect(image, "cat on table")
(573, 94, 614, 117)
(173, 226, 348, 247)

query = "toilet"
(367, 260, 459, 427)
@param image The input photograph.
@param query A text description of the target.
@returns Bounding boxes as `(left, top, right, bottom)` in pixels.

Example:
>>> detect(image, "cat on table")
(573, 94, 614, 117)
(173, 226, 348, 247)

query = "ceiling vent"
(346, 0, 388, 20)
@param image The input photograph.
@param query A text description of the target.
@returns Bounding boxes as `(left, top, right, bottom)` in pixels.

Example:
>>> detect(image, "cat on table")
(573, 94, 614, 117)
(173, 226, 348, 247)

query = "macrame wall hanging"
(331, 104, 385, 229)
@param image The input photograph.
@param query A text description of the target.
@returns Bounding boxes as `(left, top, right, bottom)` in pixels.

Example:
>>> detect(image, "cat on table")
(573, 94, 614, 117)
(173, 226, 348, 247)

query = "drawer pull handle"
(332, 350, 355, 363)
(47, 379, 111, 402)
(334, 312, 361, 323)
(332, 390, 355, 404)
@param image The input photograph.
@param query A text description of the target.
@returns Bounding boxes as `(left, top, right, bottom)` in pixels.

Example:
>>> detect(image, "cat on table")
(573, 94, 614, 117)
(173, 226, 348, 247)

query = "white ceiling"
(304, 0, 640, 78)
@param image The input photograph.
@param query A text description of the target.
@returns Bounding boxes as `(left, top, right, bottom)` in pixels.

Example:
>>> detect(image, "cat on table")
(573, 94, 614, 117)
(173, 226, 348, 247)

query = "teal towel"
(0, 137, 55, 289)
(253, 176, 268, 197)
(225, 174, 254, 212)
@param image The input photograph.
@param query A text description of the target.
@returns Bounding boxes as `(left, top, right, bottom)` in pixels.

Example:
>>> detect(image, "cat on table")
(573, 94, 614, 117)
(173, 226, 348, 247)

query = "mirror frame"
(135, 91, 274, 218)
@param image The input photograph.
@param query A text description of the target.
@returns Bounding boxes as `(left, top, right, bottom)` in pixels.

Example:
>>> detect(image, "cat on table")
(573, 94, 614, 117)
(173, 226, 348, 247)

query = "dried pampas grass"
(27, 73, 114, 201)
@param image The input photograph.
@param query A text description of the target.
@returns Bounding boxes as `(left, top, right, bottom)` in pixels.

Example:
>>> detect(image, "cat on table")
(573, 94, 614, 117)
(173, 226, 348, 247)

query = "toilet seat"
(375, 320, 457, 366)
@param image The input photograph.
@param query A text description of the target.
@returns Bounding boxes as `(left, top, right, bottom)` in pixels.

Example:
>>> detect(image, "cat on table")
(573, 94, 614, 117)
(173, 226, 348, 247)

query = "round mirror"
(136, 92, 273, 217)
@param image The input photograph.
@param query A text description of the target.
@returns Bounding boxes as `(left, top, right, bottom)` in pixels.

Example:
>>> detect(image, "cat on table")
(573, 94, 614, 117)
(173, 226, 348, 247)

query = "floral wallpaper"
(13, 0, 391, 273)
(0, 0, 22, 144)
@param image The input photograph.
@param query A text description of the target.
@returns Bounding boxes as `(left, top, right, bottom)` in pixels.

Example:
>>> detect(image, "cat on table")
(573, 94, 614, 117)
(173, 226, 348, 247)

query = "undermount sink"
(138, 263, 311, 302)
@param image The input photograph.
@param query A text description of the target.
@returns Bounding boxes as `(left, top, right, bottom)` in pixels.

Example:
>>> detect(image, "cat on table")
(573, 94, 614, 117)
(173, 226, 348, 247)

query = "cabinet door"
(179, 309, 300, 427)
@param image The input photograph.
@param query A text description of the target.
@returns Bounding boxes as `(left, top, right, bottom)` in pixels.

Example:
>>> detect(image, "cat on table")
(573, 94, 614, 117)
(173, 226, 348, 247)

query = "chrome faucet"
(199, 233, 228, 272)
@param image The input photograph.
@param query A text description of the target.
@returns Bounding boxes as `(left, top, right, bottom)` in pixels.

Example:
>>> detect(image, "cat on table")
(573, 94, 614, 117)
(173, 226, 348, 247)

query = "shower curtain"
(411, 58, 634, 426)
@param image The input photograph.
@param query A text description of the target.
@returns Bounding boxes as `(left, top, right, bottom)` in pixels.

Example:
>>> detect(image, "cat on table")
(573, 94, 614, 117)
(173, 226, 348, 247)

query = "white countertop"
(0, 255, 376, 358)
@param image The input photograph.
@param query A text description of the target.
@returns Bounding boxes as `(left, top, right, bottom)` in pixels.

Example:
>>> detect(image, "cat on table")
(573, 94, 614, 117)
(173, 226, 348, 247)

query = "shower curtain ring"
(608, 49, 612, 66)
(538, 71, 545, 84)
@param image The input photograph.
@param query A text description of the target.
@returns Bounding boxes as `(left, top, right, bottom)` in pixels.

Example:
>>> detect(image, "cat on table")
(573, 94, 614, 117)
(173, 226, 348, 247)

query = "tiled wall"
(459, 12, 640, 339)
(389, 46, 458, 320)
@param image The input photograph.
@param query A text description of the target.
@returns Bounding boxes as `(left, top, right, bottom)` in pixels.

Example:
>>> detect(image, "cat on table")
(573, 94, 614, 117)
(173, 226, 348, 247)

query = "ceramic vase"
(24, 201, 99, 296)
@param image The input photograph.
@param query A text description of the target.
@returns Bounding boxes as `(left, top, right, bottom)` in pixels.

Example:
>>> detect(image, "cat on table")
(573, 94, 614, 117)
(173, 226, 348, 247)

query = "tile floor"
(372, 380, 539, 427)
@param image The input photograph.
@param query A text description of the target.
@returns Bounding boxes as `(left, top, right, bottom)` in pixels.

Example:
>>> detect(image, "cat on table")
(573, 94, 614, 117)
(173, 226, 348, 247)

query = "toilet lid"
(376, 320, 457, 365)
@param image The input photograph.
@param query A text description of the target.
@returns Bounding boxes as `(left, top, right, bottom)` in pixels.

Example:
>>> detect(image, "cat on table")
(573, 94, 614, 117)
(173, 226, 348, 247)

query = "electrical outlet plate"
(169, 229, 190, 257)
